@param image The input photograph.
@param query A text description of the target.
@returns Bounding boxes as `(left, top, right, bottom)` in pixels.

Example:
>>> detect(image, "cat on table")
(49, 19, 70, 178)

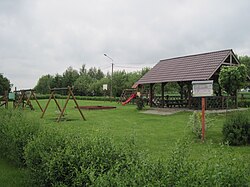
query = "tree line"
(1, 55, 250, 97)
(34, 65, 150, 97)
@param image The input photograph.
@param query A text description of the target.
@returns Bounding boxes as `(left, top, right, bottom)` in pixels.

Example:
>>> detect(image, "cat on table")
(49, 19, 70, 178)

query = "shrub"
(187, 111, 214, 139)
(136, 96, 144, 110)
(0, 109, 40, 166)
(222, 110, 250, 145)
(24, 129, 145, 186)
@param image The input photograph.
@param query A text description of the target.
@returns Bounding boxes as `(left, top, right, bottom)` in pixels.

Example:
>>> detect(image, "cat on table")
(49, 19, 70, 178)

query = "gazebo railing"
(152, 95, 237, 109)
(189, 96, 237, 110)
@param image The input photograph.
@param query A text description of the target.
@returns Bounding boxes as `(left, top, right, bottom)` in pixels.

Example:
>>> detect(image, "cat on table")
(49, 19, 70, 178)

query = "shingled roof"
(134, 49, 239, 86)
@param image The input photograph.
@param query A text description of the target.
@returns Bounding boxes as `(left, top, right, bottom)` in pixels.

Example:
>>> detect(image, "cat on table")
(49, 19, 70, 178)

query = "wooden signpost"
(192, 80, 213, 141)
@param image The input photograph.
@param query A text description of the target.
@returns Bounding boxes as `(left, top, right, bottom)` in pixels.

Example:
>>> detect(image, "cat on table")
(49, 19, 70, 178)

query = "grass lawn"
(0, 158, 31, 187)
(25, 99, 250, 161)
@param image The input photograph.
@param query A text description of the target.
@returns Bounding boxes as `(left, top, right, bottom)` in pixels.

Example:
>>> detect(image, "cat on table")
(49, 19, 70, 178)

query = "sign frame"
(192, 80, 213, 97)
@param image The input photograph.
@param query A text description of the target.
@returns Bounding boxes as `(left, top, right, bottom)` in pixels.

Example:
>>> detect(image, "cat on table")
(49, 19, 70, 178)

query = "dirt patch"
(76, 106, 116, 110)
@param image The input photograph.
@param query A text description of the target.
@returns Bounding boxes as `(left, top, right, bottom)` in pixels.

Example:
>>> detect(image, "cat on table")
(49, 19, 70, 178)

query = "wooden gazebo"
(133, 49, 240, 109)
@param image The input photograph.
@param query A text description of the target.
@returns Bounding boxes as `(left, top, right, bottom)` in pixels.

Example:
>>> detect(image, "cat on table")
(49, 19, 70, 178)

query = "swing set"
(41, 86, 86, 122)
(0, 91, 8, 108)
(14, 89, 43, 111)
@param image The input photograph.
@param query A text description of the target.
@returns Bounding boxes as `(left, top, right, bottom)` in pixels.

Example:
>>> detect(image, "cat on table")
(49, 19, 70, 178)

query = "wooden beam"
(69, 87, 86, 121)
(149, 83, 154, 107)
(161, 83, 166, 108)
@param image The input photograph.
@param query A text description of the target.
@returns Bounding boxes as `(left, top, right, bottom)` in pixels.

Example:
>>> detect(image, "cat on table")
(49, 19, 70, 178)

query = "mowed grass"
(23, 99, 250, 162)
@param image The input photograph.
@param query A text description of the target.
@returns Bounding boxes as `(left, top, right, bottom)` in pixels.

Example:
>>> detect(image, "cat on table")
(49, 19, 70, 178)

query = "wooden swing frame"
(14, 89, 43, 112)
(0, 91, 8, 109)
(41, 86, 86, 122)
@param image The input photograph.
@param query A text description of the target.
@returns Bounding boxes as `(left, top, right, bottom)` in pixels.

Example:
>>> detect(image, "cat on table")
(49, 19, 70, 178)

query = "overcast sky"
(1, 0, 250, 89)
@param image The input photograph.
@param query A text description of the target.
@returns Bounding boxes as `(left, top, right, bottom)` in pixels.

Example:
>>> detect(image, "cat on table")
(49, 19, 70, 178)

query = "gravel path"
(141, 107, 248, 115)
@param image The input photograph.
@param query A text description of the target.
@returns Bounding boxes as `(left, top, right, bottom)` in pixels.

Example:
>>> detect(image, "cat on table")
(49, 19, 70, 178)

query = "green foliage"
(35, 74, 54, 94)
(0, 73, 11, 95)
(35, 65, 151, 97)
(222, 110, 250, 145)
(187, 111, 214, 139)
(219, 65, 247, 96)
(136, 96, 144, 110)
(24, 131, 250, 186)
(239, 55, 250, 78)
(0, 109, 40, 166)
(74, 74, 93, 95)
(24, 129, 143, 186)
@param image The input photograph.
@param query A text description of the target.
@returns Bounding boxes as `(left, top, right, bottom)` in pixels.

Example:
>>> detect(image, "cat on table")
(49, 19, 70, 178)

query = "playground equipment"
(122, 93, 137, 105)
(119, 89, 136, 103)
(14, 89, 43, 112)
(119, 88, 149, 106)
(41, 86, 86, 122)
(0, 91, 8, 108)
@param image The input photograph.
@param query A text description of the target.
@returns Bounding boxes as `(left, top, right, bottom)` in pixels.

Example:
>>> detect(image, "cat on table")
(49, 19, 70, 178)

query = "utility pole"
(111, 62, 114, 98)
(104, 54, 114, 98)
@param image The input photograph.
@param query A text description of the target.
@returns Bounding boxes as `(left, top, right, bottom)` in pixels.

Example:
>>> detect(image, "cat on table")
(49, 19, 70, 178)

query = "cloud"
(0, 0, 250, 88)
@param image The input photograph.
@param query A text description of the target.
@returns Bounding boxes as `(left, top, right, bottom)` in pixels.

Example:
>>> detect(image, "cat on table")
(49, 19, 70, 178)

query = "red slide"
(122, 93, 137, 105)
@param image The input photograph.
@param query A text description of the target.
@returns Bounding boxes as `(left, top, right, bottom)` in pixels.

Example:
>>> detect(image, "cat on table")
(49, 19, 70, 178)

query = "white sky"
(0, 0, 250, 89)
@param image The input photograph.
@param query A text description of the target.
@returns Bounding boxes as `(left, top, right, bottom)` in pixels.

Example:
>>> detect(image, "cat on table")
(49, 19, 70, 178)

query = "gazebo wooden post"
(149, 83, 154, 107)
(178, 82, 184, 107)
(187, 82, 192, 108)
(161, 83, 166, 108)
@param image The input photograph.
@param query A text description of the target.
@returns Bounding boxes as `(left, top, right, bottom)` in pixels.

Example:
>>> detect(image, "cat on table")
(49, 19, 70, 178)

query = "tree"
(0, 74, 11, 95)
(74, 74, 93, 96)
(35, 74, 54, 94)
(112, 70, 129, 97)
(79, 64, 87, 76)
(62, 66, 79, 87)
(239, 55, 250, 78)
(51, 74, 63, 88)
(219, 64, 247, 96)
(87, 67, 104, 80)
(90, 77, 109, 96)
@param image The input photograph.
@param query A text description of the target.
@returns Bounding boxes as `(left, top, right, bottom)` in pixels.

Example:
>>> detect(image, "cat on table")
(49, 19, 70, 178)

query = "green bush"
(238, 100, 250, 107)
(25, 132, 250, 186)
(222, 111, 250, 145)
(136, 96, 144, 110)
(24, 129, 145, 186)
(0, 109, 40, 166)
(187, 111, 214, 139)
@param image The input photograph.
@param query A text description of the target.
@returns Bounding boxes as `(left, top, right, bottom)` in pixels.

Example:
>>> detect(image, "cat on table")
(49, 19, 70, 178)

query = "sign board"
(103, 84, 108, 90)
(192, 80, 213, 97)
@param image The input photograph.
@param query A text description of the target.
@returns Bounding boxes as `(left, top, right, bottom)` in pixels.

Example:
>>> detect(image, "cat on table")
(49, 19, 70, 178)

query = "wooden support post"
(41, 86, 86, 122)
(149, 83, 154, 107)
(57, 90, 71, 122)
(161, 83, 166, 108)
(41, 91, 54, 118)
(69, 87, 86, 121)
(187, 82, 192, 108)
(32, 91, 44, 112)
(25, 91, 34, 110)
